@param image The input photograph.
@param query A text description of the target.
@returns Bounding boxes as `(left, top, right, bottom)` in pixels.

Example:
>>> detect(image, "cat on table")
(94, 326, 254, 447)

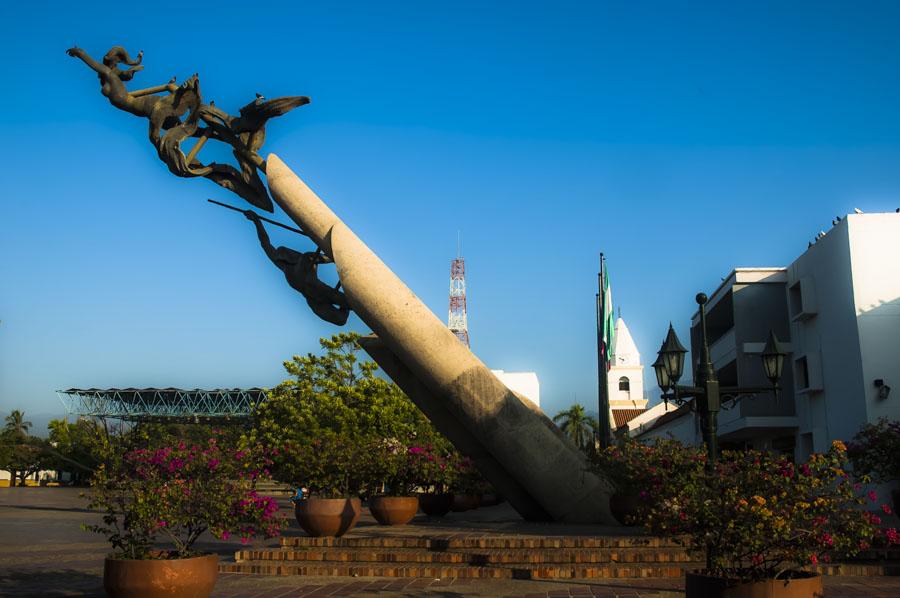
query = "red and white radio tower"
(448, 238, 470, 347)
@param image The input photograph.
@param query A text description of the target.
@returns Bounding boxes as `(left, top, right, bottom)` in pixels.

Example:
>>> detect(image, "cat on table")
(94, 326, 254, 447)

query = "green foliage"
(4, 409, 32, 438)
(601, 439, 896, 582)
(552, 404, 599, 451)
(47, 418, 107, 484)
(848, 418, 900, 483)
(124, 422, 244, 452)
(452, 455, 492, 495)
(245, 333, 459, 498)
(0, 413, 51, 486)
(84, 433, 285, 559)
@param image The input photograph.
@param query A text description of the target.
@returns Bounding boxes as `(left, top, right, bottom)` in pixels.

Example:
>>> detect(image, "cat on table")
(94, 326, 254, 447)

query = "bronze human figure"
(244, 211, 350, 326)
(66, 46, 308, 212)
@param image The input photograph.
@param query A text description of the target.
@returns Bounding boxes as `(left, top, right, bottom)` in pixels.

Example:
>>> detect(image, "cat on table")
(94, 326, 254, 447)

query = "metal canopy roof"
(57, 388, 267, 421)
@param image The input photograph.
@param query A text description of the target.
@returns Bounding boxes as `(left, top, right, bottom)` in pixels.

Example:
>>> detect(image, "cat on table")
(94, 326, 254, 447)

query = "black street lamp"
(653, 293, 786, 465)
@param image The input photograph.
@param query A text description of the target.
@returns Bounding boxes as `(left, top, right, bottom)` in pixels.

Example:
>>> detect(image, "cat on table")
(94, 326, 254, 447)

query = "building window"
(618, 377, 630, 391)
(795, 356, 810, 390)
(788, 277, 817, 321)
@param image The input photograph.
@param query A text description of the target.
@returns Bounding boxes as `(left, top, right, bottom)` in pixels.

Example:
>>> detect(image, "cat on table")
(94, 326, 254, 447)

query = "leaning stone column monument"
(68, 46, 614, 523)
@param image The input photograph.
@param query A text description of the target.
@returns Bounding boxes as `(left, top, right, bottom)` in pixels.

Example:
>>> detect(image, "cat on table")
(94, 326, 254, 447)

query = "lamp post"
(652, 293, 786, 466)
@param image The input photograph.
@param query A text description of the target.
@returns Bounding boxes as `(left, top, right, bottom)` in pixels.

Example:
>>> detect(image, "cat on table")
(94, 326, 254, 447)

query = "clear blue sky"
(2, 1, 900, 424)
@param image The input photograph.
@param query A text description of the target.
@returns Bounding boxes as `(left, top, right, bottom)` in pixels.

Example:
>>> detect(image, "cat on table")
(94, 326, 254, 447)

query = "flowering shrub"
(365, 438, 457, 496)
(366, 437, 418, 496)
(85, 434, 286, 559)
(411, 443, 459, 494)
(644, 440, 896, 582)
(451, 455, 492, 495)
(592, 437, 705, 516)
(848, 418, 900, 483)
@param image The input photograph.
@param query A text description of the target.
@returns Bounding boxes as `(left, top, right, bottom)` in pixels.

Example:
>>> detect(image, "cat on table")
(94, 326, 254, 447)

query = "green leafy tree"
(4, 410, 32, 438)
(0, 431, 50, 487)
(47, 418, 108, 485)
(552, 404, 599, 451)
(848, 418, 900, 483)
(245, 333, 454, 496)
(124, 422, 243, 452)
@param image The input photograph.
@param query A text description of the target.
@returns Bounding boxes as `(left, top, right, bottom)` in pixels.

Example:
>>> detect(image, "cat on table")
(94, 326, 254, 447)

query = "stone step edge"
(279, 536, 685, 549)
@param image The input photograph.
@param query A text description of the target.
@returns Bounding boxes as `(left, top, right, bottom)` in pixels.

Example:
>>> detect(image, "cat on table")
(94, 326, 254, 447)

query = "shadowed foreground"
(2, 489, 899, 597)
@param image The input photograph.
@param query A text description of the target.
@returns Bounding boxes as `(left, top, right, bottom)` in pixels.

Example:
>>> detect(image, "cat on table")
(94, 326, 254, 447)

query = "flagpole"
(596, 253, 611, 448)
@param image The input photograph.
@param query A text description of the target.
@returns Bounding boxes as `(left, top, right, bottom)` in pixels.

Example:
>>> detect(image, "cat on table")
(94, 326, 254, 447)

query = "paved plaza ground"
(2, 488, 899, 597)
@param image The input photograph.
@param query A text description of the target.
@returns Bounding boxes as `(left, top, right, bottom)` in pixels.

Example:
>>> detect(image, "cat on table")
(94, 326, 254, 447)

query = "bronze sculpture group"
(67, 45, 347, 324)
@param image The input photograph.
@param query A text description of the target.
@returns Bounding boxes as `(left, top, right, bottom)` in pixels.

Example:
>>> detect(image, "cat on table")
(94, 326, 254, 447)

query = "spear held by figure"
(207, 199, 308, 236)
(216, 200, 350, 326)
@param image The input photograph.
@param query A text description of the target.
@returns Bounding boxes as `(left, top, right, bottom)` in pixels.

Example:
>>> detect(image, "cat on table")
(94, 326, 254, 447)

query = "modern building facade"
(635, 212, 900, 462)
(787, 213, 900, 456)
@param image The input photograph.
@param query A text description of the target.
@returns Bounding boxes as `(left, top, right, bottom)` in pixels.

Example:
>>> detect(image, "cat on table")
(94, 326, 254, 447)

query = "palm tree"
(4, 410, 32, 439)
(552, 404, 600, 450)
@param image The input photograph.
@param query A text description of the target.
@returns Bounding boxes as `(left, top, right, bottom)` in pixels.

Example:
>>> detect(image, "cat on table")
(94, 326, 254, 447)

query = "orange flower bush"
(642, 440, 895, 582)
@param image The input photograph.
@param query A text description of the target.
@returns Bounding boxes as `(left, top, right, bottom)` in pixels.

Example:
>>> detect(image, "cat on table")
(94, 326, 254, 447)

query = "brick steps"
(236, 546, 699, 565)
(220, 560, 700, 579)
(278, 535, 684, 550)
(223, 532, 900, 580)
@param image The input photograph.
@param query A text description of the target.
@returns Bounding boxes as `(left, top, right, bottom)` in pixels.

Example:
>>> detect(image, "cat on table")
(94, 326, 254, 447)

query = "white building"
(634, 212, 900, 461)
(788, 213, 900, 456)
(608, 317, 648, 430)
(492, 370, 541, 408)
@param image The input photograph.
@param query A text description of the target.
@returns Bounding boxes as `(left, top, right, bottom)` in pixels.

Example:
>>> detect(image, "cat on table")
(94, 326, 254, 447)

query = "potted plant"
(416, 444, 459, 517)
(85, 435, 285, 598)
(278, 434, 365, 537)
(366, 437, 420, 525)
(644, 440, 896, 597)
(848, 418, 900, 512)
(592, 438, 705, 526)
(449, 456, 487, 512)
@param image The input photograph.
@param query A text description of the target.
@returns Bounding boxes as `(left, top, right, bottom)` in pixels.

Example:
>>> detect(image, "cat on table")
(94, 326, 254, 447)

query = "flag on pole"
(596, 254, 615, 448)
(599, 262, 616, 370)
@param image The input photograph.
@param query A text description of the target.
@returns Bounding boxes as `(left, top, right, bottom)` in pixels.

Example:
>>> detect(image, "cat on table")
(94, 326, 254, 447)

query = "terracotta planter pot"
(609, 491, 641, 526)
(450, 494, 481, 511)
(369, 496, 419, 525)
(295, 497, 361, 537)
(418, 493, 453, 517)
(103, 553, 218, 598)
(685, 571, 823, 598)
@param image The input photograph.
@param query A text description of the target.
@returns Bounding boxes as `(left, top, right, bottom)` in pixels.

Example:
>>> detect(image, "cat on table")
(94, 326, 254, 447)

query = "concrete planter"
(295, 497, 361, 537)
(103, 553, 218, 598)
(369, 496, 419, 525)
(685, 571, 823, 598)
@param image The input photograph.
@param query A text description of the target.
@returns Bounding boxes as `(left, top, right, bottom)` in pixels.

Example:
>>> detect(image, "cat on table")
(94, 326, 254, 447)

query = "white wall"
(848, 214, 900, 425)
(492, 370, 540, 408)
(788, 213, 900, 458)
(608, 365, 646, 409)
